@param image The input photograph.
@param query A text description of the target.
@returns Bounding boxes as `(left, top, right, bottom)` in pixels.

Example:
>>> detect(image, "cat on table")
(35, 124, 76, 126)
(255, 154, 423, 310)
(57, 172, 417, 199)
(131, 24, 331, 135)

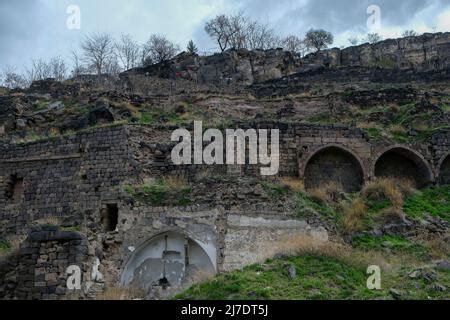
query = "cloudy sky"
(1, 0, 449, 72)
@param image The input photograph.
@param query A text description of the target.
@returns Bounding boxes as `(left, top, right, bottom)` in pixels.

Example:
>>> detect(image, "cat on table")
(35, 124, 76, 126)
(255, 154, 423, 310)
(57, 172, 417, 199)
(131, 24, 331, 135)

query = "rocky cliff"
(122, 32, 450, 86)
(122, 49, 302, 86)
(304, 32, 450, 71)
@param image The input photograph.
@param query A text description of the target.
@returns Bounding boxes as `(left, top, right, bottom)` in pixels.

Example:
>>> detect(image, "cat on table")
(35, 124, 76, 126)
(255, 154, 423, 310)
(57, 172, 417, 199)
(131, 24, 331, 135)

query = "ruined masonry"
(0, 123, 449, 299)
(0, 32, 449, 299)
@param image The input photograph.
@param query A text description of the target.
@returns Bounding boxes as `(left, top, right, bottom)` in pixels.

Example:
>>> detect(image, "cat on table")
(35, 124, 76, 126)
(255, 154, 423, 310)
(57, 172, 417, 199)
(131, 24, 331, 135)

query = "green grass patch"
(352, 235, 429, 258)
(34, 100, 50, 111)
(138, 109, 184, 126)
(175, 254, 386, 300)
(61, 226, 82, 232)
(295, 193, 336, 220)
(364, 127, 382, 140)
(0, 240, 11, 252)
(404, 187, 450, 222)
(262, 182, 290, 199)
(306, 112, 333, 124)
(124, 179, 191, 206)
(138, 112, 156, 125)
(176, 252, 450, 300)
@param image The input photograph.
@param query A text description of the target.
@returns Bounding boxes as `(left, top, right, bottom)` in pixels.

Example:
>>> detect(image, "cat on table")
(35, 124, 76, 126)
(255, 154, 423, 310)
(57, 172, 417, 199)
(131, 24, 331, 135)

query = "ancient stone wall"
(0, 226, 88, 300)
(0, 125, 138, 237)
(0, 123, 449, 299)
(127, 124, 449, 188)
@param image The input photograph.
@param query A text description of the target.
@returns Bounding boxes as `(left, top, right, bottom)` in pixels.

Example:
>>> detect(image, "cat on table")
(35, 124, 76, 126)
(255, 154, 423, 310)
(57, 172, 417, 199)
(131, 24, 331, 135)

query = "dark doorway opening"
(6, 174, 24, 204)
(101, 204, 118, 232)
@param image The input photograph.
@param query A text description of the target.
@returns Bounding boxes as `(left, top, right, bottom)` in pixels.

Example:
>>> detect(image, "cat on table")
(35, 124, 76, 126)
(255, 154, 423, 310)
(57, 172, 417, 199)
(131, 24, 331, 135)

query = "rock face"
(122, 32, 450, 86)
(122, 49, 302, 86)
(0, 226, 89, 300)
(303, 32, 450, 71)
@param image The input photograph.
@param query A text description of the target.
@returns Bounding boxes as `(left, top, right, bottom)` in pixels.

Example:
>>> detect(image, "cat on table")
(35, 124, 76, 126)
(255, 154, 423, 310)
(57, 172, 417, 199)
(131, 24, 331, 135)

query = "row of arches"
(303, 145, 449, 192)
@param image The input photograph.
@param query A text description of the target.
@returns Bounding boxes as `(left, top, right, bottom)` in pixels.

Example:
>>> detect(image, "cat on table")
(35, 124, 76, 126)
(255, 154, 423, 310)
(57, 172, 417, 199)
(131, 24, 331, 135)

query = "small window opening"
(6, 174, 24, 204)
(100, 204, 118, 232)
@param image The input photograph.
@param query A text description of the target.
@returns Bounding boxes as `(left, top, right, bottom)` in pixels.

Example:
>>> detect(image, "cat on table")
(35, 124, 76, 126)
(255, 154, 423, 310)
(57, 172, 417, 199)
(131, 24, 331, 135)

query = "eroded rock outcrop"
(303, 32, 450, 71)
(122, 32, 450, 87)
(122, 49, 302, 85)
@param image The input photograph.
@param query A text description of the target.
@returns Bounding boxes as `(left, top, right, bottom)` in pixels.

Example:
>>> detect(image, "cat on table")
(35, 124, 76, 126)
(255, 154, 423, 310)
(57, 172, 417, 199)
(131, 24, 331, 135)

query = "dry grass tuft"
(308, 182, 344, 204)
(388, 124, 407, 136)
(162, 175, 189, 189)
(254, 234, 352, 265)
(362, 178, 405, 208)
(95, 287, 144, 300)
(379, 206, 406, 223)
(187, 268, 215, 284)
(34, 216, 61, 227)
(341, 198, 368, 232)
(0, 235, 26, 260)
(280, 177, 304, 193)
(117, 102, 141, 118)
(309, 188, 329, 204)
(413, 231, 450, 260)
(8, 235, 26, 251)
(395, 178, 417, 197)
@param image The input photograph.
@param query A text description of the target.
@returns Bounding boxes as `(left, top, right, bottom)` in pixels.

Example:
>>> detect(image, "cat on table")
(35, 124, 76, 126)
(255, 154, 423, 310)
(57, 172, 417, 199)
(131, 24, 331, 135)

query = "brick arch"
(302, 144, 366, 192)
(437, 153, 450, 185)
(372, 145, 434, 187)
(120, 230, 216, 292)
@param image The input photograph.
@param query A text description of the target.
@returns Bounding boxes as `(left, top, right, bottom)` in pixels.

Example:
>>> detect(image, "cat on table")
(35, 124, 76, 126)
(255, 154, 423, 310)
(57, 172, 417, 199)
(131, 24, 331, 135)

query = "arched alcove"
(121, 232, 216, 292)
(303, 146, 365, 192)
(374, 147, 433, 187)
(438, 154, 450, 185)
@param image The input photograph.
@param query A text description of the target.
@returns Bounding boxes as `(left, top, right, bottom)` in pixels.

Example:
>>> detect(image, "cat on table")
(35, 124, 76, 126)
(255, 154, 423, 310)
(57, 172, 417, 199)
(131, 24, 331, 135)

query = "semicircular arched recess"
(303, 146, 365, 192)
(438, 154, 450, 185)
(374, 147, 433, 187)
(120, 232, 216, 292)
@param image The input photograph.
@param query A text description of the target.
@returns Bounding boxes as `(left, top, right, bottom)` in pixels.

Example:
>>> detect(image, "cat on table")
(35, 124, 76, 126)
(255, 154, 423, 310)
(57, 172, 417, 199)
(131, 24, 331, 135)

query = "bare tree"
(305, 29, 334, 52)
(140, 43, 151, 67)
(49, 57, 67, 81)
(142, 34, 179, 65)
(366, 33, 382, 44)
(282, 35, 308, 55)
(206, 13, 281, 52)
(402, 30, 418, 37)
(80, 33, 116, 75)
(245, 21, 280, 50)
(1, 66, 28, 89)
(71, 50, 86, 77)
(26, 58, 52, 83)
(228, 12, 248, 49)
(186, 40, 198, 54)
(25, 57, 67, 83)
(116, 34, 140, 71)
(104, 55, 121, 75)
(205, 14, 237, 52)
(348, 37, 360, 46)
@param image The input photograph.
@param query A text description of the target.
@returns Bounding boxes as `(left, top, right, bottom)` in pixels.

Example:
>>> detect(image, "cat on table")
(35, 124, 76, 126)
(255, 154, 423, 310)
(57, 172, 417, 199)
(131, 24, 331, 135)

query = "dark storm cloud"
(289, 0, 439, 32)
(227, 0, 447, 35)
